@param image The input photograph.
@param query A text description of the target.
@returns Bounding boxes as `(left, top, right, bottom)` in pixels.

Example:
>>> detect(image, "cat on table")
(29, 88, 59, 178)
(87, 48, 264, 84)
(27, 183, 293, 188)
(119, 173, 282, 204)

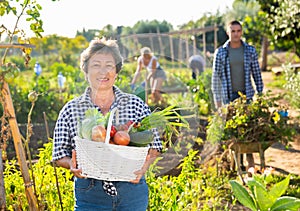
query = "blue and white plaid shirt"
(52, 86, 162, 161)
(212, 40, 264, 105)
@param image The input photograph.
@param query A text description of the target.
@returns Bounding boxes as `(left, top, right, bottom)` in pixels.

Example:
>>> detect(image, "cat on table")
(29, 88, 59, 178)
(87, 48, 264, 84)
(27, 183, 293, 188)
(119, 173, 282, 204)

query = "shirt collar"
(223, 39, 248, 49)
(77, 86, 128, 105)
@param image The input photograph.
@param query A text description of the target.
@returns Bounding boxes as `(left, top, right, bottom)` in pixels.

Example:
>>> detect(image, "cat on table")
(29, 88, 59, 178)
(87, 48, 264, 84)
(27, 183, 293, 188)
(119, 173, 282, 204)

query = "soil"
(252, 71, 300, 176)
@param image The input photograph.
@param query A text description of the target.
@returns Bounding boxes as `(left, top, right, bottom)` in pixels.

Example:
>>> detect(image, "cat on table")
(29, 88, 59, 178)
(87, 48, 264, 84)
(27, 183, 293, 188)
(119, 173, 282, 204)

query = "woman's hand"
(130, 154, 150, 184)
(69, 150, 85, 178)
(130, 149, 160, 184)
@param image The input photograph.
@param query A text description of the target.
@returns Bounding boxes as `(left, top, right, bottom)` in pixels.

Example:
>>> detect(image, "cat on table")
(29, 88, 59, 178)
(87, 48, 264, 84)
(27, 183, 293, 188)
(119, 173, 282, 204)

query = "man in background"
(211, 20, 264, 170)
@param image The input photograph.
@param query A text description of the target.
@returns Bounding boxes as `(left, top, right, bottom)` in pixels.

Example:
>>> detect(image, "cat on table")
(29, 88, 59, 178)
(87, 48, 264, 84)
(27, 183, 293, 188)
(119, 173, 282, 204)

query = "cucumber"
(129, 130, 154, 147)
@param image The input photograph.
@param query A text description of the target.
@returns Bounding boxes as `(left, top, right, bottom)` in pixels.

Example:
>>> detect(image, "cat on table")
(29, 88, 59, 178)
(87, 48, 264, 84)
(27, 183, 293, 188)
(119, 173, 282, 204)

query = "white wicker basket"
(75, 107, 149, 181)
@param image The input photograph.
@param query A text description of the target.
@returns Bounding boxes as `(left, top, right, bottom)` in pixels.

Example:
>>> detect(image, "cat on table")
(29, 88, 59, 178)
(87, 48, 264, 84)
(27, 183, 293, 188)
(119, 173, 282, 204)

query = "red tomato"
(91, 125, 106, 142)
(110, 125, 117, 137)
(113, 131, 130, 146)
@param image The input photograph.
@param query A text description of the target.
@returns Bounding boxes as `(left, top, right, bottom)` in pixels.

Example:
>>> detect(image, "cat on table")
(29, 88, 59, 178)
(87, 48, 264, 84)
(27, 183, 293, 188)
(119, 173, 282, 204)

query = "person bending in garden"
(52, 38, 162, 210)
(130, 46, 167, 104)
(211, 20, 264, 170)
(188, 54, 206, 79)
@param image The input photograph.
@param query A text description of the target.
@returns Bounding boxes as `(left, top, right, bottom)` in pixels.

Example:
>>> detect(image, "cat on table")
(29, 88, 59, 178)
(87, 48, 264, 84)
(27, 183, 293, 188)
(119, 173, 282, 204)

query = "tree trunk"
(261, 36, 269, 71)
(1, 82, 39, 211)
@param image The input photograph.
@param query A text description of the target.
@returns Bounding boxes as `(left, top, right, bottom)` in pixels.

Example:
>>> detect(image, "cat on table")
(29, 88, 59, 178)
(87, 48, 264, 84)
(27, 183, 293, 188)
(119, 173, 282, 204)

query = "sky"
(2, 0, 234, 38)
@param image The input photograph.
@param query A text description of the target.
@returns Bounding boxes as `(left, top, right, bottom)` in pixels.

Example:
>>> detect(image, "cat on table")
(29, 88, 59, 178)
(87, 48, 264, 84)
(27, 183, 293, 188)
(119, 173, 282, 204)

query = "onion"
(91, 125, 106, 142)
(113, 131, 130, 146)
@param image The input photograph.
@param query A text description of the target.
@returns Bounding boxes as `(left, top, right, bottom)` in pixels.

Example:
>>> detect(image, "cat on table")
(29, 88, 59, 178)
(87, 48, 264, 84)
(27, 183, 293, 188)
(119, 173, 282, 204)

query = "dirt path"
(252, 71, 300, 175)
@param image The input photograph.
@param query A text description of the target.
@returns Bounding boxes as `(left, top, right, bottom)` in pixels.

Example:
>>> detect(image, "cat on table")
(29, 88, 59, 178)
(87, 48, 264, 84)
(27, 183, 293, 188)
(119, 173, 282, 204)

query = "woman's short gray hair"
(80, 38, 123, 74)
(140, 46, 152, 55)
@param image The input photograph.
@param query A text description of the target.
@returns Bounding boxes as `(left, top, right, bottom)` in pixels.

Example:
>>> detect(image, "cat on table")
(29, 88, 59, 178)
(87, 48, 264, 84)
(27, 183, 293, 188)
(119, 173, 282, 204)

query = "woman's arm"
(55, 150, 85, 178)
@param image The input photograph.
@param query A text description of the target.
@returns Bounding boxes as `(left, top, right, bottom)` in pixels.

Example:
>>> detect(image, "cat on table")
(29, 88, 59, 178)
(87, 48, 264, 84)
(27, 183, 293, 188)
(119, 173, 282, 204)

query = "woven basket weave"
(75, 107, 149, 181)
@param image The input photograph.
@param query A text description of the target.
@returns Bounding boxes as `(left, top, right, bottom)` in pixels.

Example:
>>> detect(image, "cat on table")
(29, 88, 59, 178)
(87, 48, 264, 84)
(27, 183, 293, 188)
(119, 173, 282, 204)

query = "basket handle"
(105, 107, 118, 144)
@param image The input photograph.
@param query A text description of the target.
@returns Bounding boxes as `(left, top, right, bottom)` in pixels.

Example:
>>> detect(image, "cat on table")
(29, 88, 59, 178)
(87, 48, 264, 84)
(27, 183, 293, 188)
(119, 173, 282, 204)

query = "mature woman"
(52, 38, 162, 210)
(130, 47, 167, 104)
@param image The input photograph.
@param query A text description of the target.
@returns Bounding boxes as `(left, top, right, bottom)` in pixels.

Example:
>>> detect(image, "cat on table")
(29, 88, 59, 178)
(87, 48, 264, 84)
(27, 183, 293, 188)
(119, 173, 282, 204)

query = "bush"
(206, 92, 296, 145)
(283, 64, 300, 109)
(4, 142, 74, 210)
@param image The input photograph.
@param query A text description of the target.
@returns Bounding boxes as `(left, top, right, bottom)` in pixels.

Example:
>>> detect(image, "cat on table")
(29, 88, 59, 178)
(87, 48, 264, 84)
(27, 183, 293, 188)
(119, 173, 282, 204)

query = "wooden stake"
(0, 150, 6, 210)
(1, 82, 38, 211)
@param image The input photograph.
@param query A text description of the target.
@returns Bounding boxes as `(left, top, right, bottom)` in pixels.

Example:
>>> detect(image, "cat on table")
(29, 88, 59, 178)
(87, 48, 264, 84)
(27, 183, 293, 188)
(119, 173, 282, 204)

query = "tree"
(223, 0, 272, 70)
(132, 20, 173, 34)
(224, 0, 261, 24)
(257, 0, 300, 57)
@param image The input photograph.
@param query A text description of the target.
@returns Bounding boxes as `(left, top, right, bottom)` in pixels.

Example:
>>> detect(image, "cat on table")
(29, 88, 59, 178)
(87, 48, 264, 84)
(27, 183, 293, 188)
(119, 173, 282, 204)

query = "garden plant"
(230, 168, 300, 211)
(1, 0, 300, 210)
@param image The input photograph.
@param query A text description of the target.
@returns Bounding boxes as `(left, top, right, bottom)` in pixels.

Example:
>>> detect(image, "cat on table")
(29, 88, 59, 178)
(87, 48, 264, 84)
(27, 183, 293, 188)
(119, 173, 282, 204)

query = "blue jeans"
(74, 177, 149, 211)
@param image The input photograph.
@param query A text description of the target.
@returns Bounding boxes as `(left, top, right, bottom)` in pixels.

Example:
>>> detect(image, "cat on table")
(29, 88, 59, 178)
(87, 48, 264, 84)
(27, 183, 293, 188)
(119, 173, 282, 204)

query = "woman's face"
(142, 53, 151, 62)
(86, 53, 117, 92)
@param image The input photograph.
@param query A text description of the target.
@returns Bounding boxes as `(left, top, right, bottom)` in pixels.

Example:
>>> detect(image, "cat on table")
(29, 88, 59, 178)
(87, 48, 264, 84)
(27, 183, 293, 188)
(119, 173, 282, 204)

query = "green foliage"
(256, 0, 300, 57)
(283, 64, 300, 109)
(230, 172, 300, 211)
(268, 0, 300, 46)
(9, 75, 65, 123)
(4, 142, 74, 210)
(206, 113, 225, 144)
(0, 0, 48, 39)
(3, 160, 27, 210)
(186, 69, 213, 115)
(147, 149, 233, 210)
(242, 12, 268, 53)
(0, 59, 86, 124)
(4, 142, 300, 210)
(132, 20, 173, 34)
(5, 56, 28, 71)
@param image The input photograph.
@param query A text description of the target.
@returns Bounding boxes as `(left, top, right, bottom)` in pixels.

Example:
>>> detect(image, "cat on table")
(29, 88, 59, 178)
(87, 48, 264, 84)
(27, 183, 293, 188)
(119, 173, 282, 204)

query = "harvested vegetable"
(78, 108, 108, 140)
(128, 130, 154, 147)
(109, 125, 117, 138)
(113, 131, 130, 146)
(115, 124, 129, 131)
(129, 105, 190, 144)
(91, 125, 106, 142)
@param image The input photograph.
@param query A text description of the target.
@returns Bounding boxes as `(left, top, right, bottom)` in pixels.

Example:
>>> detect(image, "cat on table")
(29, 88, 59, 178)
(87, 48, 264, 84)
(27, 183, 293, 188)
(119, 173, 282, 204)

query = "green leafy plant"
(186, 70, 213, 115)
(230, 169, 300, 211)
(147, 149, 233, 210)
(4, 142, 74, 210)
(283, 64, 300, 109)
